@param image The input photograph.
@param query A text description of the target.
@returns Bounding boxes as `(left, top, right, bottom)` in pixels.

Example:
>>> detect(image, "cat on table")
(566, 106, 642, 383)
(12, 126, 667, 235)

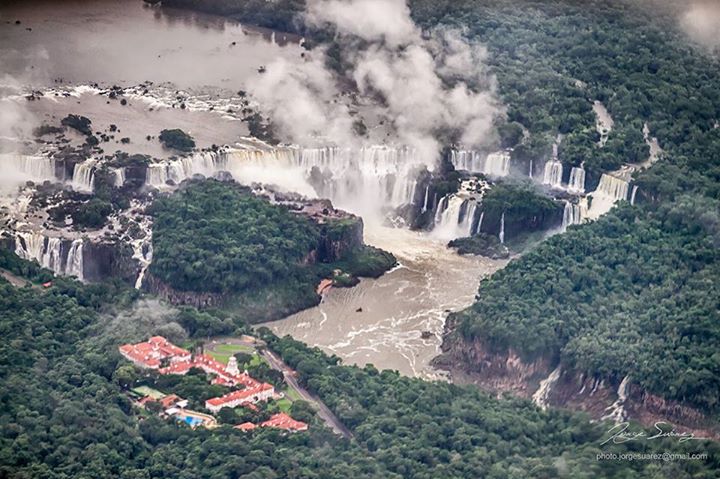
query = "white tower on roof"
(226, 356, 240, 376)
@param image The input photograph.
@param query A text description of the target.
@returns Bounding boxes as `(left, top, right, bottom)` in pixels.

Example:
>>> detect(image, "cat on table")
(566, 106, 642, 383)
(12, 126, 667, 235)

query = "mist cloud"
(249, 0, 501, 165)
(680, 1, 720, 52)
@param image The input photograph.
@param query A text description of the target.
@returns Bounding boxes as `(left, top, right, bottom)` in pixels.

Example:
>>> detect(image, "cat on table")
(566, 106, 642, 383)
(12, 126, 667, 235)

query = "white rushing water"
(0, 153, 56, 182)
(146, 145, 426, 216)
(129, 210, 154, 289)
(567, 167, 586, 193)
(542, 160, 563, 188)
(499, 212, 505, 244)
(433, 196, 478, 241)
(450, 150, 510, 177)
(562, 201, 585, 231)
(72, 160, 96, 192)
(593, 100, 614, 147)
(532, 365, 562, 410)
(14, 232, 84, 279)
(602, 376, 630, 423)
(585, 173, 630, 220)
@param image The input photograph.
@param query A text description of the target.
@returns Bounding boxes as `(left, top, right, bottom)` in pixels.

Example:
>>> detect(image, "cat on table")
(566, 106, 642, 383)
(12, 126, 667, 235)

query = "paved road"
(0, 269, 33, 288)
(261, 349, 353, 439)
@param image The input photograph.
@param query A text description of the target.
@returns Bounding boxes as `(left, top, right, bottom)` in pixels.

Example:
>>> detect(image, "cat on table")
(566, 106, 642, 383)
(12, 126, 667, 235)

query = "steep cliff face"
(83, 240, 138, 283)
(316, 217, 364, 263)
(435, 315, 720, 439)
(144, 272, 225, 308)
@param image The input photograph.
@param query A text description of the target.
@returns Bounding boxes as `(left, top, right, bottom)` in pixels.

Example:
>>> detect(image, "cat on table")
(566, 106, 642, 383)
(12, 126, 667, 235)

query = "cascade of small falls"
(586, 174, 630, 220)
(421, 184, 430, 213)
(601, 376, 630, 423)
(562, 201, 585, 231)
(630, 185, 638, 205)
(567, 167, 586, 193)
(72, 160, 96, 192)
(146, 151, 227, 187)
(450, 150, 510, 177)
(499, 212, 505, 244)
(542, 160, 563, 188)
(532, 366, 562, 410)
(14, 232, 84, 279)
(130, 213, 154, 289)
(433, 195, 478, 240)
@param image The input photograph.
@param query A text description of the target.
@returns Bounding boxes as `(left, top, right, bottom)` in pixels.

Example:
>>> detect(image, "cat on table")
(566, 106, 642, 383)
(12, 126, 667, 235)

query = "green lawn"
(131, 386, 165, 399)
(283, 388, 302, 402)
(207, 343, 255, 365)
(274, 398, 293, 413)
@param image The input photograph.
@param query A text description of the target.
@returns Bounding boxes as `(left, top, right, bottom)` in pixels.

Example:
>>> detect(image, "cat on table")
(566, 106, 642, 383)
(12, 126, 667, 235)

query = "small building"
(235, 422, 257, 432)
(260, 413, 309, 432)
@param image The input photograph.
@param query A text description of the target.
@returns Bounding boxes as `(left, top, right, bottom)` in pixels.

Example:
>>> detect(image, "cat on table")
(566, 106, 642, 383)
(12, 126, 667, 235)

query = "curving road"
(261, 350, 353, 439)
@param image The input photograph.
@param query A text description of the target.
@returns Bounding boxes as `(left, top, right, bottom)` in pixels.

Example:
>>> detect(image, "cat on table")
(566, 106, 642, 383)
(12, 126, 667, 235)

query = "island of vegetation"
(147, 178, 396, 321)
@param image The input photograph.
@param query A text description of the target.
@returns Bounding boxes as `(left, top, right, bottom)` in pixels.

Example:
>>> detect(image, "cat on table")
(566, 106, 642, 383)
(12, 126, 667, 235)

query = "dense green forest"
(406, 0, 720, 415)
(149, 179, 394, 321)
(1, 258, 717, 478)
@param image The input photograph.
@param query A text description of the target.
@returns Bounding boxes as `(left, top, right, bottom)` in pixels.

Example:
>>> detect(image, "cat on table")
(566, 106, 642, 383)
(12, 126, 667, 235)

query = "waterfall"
(72, 160, 96, 192)
(528, 159, 533, 179)
(146, 151, 227, 187)
(227, 144, 424, 212)
(532, 366, 561, 410)
(65, 239, 84, 280)
(567, 167, 586, 193)
(475, 211, 484, 235)
(11, 154, 57, 180)
(421, 185, 430, 213)
(483, 152, 511, 177)
(112, 167, 126, 187)
(542, 160, 563, 188)
(433, 196, 478, 240)
(129, 210, 154, 289)
(450, 150, 483, 172)
(562, 201, 585, 231)
(499, 212, 505, 244)
(14, 232, 84, 279)
(596, 174, 629, 201)
(601, 376, 630, 423)
(630, 185, 638, 205)
(450, 150, 510, 177)
(585, 173, 630, 220)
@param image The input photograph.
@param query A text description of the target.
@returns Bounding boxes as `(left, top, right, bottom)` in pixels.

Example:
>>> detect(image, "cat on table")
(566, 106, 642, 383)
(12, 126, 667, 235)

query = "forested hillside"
(416, 0, 720, 416)
(0, 256, 717, 478)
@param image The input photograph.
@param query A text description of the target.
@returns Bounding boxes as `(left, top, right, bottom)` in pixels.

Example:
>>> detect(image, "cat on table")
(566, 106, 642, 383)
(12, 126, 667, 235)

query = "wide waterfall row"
(596, 174, 629, 201)
(72, 160, 96, 192)
(567, 167, 586, 193)
(542, 160, 563, 188)
(0, 153, 56, 181)
(562, 201, 585, 231)
(146, 151, 227, 187)
(585, 174, 631, 220)
(224, 145, 424, 210)
(14, 232, 84, 280)
(450, 150, 510, 177)
(433, 195, 479, 241)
